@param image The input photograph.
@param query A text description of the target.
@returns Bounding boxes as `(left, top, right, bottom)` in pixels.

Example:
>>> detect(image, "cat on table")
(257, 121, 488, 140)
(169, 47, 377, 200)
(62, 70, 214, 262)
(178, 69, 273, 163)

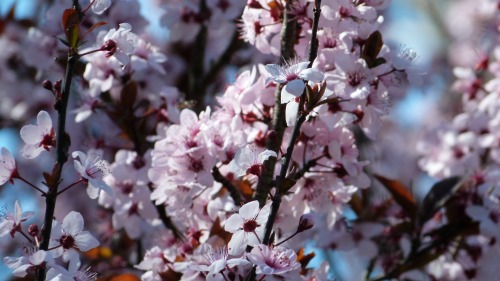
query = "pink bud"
(298, 213, 315, 232)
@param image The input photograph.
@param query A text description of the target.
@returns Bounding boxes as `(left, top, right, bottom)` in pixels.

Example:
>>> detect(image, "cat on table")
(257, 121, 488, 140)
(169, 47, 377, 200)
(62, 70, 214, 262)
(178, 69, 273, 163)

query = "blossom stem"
(261, 0, 323, 247)
(17, 175, 45, 195)
(18, 229, 35, 245)
(212, 166, 243, 205)
(78, 48, 104, 57)
(37, 3, 82, 279)
(82, 0, 96, 14)
(57, 178, 85, 195)
(253, 0, 298, 207)
(275, 230, 299, 247)
(307, 0, 322, 68)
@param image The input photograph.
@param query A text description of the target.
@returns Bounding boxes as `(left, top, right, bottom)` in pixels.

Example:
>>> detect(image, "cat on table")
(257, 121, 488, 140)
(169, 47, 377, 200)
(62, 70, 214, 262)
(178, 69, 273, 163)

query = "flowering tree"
(0, 0, 498, 280)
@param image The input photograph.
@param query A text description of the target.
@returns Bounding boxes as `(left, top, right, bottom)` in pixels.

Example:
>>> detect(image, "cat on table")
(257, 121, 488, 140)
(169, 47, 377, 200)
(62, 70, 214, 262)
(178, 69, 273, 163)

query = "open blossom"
(265, 61, 324, 104)
(20, 110, 55, 159)
(0, 201, 34, 238)
(247, 244, 300, 276)
(49, 211, 100, 263)
(174, 246, 250, 281)
(46, 259, 97, 281)
(100, 23, 136, 66)
(89, 0, 111, 15)
(224, 200, 271, 255)
(73, 150, 113, 199)
(0, 147, 18, 185)
(3, 248, 52, 278)
(228, 146, 277, 177)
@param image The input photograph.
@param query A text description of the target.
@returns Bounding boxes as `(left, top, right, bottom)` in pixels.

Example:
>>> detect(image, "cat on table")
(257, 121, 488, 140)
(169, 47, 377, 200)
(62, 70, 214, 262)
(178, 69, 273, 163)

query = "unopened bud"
(297, 213, 315, 232)
(42, 80, 53, 91)
(267, 130, 278, 143)
(247, 0, 263, 9)
(28, 224, 39, 237)
(53, 80, 62, 93)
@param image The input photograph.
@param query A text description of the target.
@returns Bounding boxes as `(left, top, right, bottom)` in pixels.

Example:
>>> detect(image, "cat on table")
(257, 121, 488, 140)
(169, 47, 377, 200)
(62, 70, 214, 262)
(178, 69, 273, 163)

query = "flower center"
(60, 234, 75, 249)
(243, 219, 258, 232)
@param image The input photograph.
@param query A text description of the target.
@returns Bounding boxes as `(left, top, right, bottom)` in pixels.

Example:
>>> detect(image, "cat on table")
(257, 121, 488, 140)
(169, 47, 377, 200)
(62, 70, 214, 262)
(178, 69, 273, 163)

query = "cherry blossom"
(46, 259, 97, 281)
(0, 147, 18, 185)
(0, 201, 34, 238)
(20, 110, 55, 159)
(49, 211, 100, 263)
(228, 146, 277, 177)
(72, 150, 113, 199)
(247, 244, 300, 276)
(265, 61, 324, 104)
(89, 0, 111, 15)
(100, 23, 137, 66)
(3, 248, 51, 278)
(224, 200, 270, 255)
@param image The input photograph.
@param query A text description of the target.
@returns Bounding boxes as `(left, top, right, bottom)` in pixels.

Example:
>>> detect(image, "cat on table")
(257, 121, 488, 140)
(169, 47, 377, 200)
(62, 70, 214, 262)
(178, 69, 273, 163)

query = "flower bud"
(247, 0, 263, 9)
(267, 130, 278, 144)
(28, 224, 39, 237)
(53, 80, 62, 93)
(297, 213, 315, 232)
(42, 80, 53, 91)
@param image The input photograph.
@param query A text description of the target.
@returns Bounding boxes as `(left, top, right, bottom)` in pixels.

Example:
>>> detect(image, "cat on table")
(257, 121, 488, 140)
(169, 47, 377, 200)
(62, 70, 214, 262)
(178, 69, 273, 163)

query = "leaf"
(361, 31, 384, 68)
(209, 217, 231, 244)
(417, 176, 465, 227)
(61, 8, 79, 32)
(279, 177, 296, 194)
(374, 175, 416, 219)
(107, 273, 140, 281)
(120, 81, 138, 113)
(66, 21, 80, 49)
(43, 164, 60, 188)
(297, 248, 316, 275)
(82, 21, 108, 39)
(85, 246, 113, 259)
(54, 36, 70, 47)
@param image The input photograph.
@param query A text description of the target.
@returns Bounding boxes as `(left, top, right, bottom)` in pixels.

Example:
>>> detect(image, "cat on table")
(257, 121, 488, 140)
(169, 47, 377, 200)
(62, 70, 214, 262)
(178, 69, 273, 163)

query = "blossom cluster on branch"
(1, 0, 498, 280)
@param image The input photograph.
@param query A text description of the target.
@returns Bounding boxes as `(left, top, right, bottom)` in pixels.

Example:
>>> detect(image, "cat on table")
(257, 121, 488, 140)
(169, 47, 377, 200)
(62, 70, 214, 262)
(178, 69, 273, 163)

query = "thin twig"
(212, 166, 243, 205)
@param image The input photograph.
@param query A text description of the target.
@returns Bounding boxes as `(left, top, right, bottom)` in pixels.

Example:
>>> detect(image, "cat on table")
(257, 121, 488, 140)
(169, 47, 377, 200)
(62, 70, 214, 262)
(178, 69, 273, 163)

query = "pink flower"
(0, 201, 34, 238)
(101, 23, 136, 66)
(265, 61, 324, 104)
(4, 248, 51, 278)
(73, 150, 113, 199)
(20, 110, 55, 159)
(247, 244, 300, 276)
(89, 0, 111, 15)
(46, 259, 97, 281)
(49, 211, 100, 263)
(228, 146, 277, 177)
(0, 147, 18, 185)
(224, 200, 270, 255)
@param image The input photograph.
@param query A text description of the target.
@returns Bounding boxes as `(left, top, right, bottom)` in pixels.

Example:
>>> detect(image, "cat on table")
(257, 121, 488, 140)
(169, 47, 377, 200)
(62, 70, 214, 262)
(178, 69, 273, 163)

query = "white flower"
(101, 23, 137, 66)
(265, 61, 324, 104)
(72, 150, 113, 199)
(0, 201, 34, 238)
(0, 147, 18, 185)
(247, 244, 300, 276)
(46, 259, 97, 281)
(4, 249, 51, 277)
(228, 147, 277, 177)
(174, 246, 250, 281)
(224, 200, 270, 255)
(20, 110, 55, 159)
(90, 0, 111, 15)
(49, 211, 100, 263)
